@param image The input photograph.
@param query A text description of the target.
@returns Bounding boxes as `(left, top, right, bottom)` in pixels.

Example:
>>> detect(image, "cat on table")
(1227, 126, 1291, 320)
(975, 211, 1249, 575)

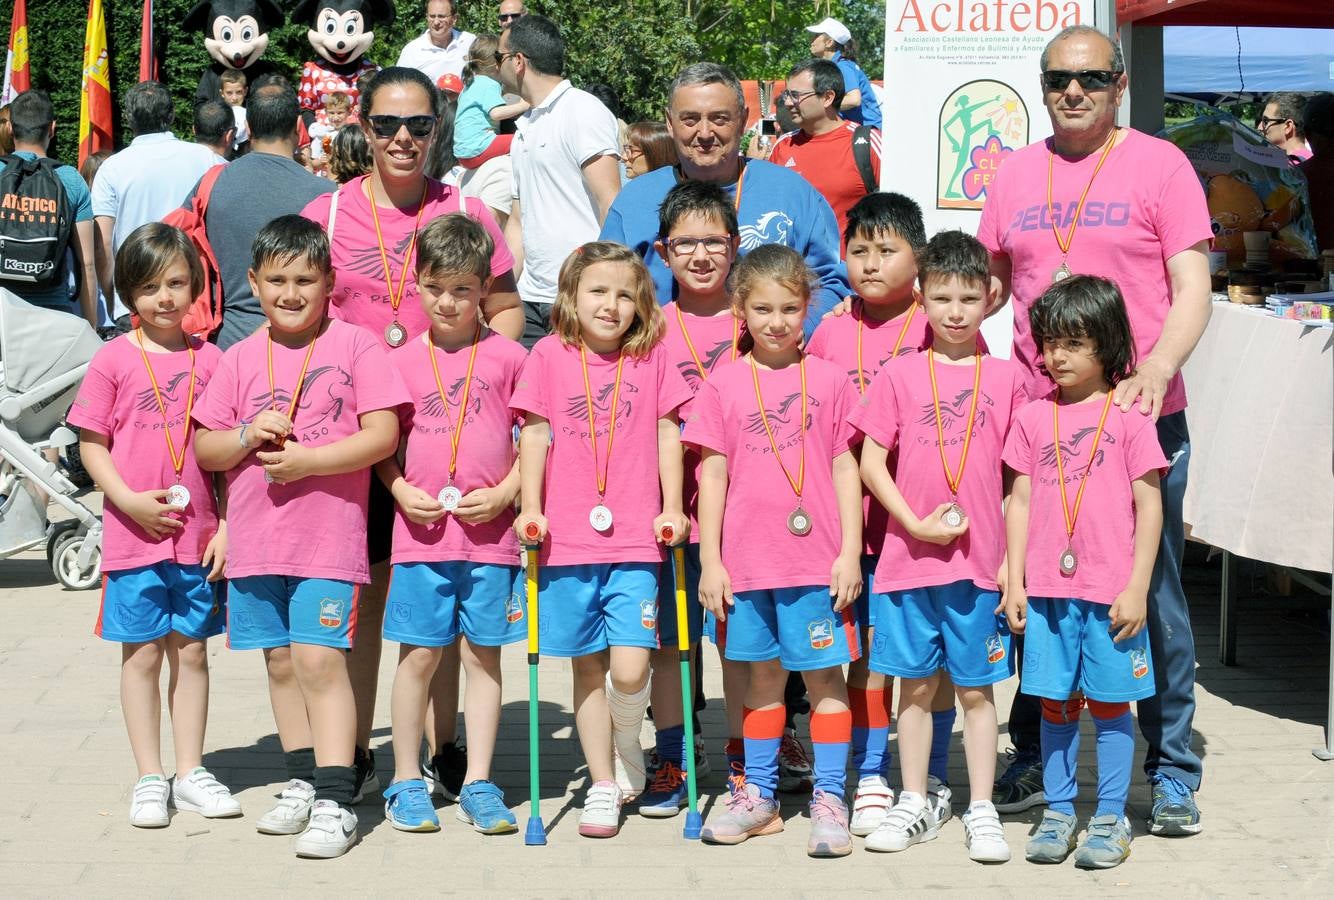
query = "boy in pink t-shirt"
(374, 215, 529, 836)
(510, 242, 691, 838)
(193, 216, 407, 861)
(851, 231, 1025, 863)
(1002, 276, 1165, 870)
(70, 224, 237, 830)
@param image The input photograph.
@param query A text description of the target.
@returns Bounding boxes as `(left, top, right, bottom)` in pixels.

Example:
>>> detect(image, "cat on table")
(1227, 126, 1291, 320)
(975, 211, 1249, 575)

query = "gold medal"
(1052, 393, 1113, 577)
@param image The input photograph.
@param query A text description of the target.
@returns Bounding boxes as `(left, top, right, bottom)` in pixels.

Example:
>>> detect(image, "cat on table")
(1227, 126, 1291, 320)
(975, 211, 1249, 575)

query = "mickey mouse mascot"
(186, 0, 283, 107)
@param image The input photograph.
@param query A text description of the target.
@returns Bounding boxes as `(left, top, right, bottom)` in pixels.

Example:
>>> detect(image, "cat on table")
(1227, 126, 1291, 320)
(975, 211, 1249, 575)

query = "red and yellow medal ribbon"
(266, 328, 319, 425)
(927, 348, 982, 498)
(855, 302, 918, 395)
(579, 345, 625, 499)
(1052, 392, 1114, 546)
(749, 354, 806, 502)
(135, 329, 196, 481)
(1046, 127, 1117, 261)
(675, 304, 737, 383)
(427, 324, 482, 483)
(367, 179, 430, 322)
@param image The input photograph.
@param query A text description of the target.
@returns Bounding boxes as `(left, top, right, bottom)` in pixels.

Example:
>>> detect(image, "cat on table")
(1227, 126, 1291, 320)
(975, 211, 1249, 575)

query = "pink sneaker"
(807, 790, 852, 857)
(700, 783, 783, 845)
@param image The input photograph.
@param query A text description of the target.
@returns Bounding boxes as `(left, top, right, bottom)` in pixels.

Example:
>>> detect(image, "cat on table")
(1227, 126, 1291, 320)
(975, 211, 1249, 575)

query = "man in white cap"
(807, 16, 882, 129)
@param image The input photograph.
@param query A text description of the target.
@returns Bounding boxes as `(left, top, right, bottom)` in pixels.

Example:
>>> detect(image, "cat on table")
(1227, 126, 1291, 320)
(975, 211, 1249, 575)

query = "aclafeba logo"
(936, 80, 1027, 210)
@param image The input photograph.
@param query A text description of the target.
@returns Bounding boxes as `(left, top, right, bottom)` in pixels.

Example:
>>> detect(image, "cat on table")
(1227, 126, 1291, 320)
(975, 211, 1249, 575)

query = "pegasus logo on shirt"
(676, 337, 736, 386)
(915, 389, 994, 431)
(1037, 427, 1117, 470)
(343, 232, 417, 286)
(421, 375, 488, 420)
(248, 365, 355, 433)
(135, 371, 206, 415)
(743, 391, 816, 442)
(739, 212, 792, 251)
(844, 347, 914, 387)
(561, 381, 638, 425)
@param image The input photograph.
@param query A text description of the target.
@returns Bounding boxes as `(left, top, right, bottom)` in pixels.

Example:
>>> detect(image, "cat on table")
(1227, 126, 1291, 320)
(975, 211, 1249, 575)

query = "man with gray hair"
(1257, 91, 1311, 164)
(601, 62, 848, 332)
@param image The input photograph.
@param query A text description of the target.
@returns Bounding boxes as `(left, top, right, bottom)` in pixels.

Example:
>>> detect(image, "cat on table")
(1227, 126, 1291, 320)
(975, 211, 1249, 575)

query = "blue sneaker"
(1148, 773, 1202, 836)
(383, 779, 440, 832)
(1074, 814, 1133, 869)
(455, 780, 517, 834)
(639, 760, 689, 818)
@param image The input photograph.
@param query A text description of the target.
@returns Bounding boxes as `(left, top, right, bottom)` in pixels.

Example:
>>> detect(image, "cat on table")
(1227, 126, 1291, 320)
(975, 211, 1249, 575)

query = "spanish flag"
(2, 0, 31, 105)
(78, 0, 113, 165)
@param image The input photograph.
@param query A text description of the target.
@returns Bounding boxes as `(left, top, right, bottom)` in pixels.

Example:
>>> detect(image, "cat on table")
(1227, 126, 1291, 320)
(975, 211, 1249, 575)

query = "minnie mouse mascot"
(292, 0, 395, 127)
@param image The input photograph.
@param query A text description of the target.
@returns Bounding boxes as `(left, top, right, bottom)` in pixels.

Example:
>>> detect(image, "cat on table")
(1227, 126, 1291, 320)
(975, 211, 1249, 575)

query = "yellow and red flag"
(2, 0, 31, 106)
(139, 0, 158, 83)
(78, 0, 113, 165)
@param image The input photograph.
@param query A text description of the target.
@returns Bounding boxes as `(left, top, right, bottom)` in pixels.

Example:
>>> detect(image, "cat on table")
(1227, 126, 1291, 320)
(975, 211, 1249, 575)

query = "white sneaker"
(256, 779, 315, 835)
(962, 800, 1011, 863)
(850, 774, 895, 836)
(172, 768, 242, 818)
(612, 741, 646, 801)
(927, 774, 954, 827)
(293, 799, 360, 859)
(865, 791, 940, 852)
(578, 780, 625, 838)
(129, 774, 170, 828)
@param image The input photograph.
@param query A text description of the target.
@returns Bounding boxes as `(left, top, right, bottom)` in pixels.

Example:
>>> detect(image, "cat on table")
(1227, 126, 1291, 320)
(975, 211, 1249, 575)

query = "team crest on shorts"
(640, 599, 658, 630)
(986, 632, 1007, 664)
(389, 600, 411, 624)
(808, 618, 835, 650)
(505, 593, 524, 623)
(319, 598, 344, 628)
(1130, 648, 1149, 679)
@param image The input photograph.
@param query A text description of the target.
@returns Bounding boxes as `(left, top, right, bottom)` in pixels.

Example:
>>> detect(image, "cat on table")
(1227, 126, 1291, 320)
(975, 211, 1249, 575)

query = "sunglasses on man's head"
(1040, 69, 1122, 92)
(367, 115, 437, 139)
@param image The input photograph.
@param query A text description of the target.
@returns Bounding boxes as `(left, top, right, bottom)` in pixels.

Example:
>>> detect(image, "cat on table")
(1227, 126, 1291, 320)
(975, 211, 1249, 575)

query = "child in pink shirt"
(510, 242, 691, 838)
(1002, 275, 1165, 870)
(687, 245, 862, 858)
(70, 224, 237, 830)
(852, 231, 1026, 863)
(375, 214, 529, 836)
(193, 216, 407, 860)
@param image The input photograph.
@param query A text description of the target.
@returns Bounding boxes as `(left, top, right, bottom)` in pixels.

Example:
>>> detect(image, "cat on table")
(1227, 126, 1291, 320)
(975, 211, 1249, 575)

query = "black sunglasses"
(1040, 69, 1122, 92)
(498, 13, 522, 22)
(366, 114, 437, 139)
(1256, 115, 1290, 131)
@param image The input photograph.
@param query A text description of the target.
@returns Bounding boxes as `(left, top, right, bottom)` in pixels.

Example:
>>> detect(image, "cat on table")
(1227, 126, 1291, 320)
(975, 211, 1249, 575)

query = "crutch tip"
(524, 817, 547, 845)
(683, 810, 703, 840)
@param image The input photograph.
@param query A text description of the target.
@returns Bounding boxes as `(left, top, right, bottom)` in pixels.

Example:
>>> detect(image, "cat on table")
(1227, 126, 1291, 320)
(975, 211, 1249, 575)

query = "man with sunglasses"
(1257, 92, 1312, 165)
(977, 25, 1212, 849)
(498, 0, 526, 30)
(395, 0, 476, 84)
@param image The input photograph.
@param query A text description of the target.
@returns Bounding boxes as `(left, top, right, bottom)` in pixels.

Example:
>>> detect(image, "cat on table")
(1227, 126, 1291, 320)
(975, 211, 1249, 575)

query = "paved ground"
(1, 500, 1332, 897)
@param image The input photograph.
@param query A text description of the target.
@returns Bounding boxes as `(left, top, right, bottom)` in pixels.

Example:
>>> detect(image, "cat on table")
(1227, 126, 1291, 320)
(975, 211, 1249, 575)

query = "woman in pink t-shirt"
(510, 242, 691, 838)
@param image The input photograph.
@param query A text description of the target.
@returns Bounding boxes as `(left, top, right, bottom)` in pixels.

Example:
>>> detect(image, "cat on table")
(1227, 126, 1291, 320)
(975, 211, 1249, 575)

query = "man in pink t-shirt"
(976, 25, 1212, 835)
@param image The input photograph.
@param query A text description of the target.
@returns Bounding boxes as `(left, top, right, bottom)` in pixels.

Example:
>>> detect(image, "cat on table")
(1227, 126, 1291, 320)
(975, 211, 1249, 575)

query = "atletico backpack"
(0, 154, 74, 289)
(161, 163, 227, 340)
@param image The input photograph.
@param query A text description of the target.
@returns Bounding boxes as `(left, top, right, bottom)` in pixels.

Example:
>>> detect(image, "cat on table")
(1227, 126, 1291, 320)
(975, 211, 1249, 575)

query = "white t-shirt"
(510, 80, 618, 306)
(447, 155, 512, 219)
(395, 29, 475, 84)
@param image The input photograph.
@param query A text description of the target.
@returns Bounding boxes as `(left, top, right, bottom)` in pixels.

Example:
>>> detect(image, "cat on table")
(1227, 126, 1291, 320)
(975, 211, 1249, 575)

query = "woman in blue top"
(453, 34, 529, 169)
(806, 16, 882, 130)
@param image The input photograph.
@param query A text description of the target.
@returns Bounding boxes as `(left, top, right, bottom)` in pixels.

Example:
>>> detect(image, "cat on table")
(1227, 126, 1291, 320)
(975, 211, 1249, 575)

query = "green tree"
(690, 0, 886, 83)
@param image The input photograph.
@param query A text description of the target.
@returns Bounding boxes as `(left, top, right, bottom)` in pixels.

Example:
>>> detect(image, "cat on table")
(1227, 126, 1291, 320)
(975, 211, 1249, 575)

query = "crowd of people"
(12, 0, 1327, 873)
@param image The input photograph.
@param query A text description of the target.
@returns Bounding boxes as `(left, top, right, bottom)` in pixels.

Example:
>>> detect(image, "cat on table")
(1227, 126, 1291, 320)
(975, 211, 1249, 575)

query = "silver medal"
(384, 320, 408, 347)
(1052, 263, 1073, 283)
(1059, 546, 1078, 575)
(438, 485, 462, 511)
(166, 483, 191, 510)
(589, 504, 613, 532)
(787, 507, 812, 536)
(944, 502, 964, 528)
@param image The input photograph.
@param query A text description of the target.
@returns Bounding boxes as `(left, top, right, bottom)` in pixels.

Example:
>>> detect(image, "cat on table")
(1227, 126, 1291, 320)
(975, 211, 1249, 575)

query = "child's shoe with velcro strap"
(850, 774, 894, 836)
(865, 790, 939, 852)
(456, 780, 517, 834)
(256, 779, 315, 835)
(294, 799, 359, 859)
(1073, 814, 1133, 869)
(172, 768, 242, 818)
(384, 779, 440, 832)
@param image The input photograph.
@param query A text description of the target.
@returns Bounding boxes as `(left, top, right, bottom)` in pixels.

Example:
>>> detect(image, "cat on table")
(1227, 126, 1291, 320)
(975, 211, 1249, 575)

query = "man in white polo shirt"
(497, 14, 621, 346)
(396, 0, 476, 86)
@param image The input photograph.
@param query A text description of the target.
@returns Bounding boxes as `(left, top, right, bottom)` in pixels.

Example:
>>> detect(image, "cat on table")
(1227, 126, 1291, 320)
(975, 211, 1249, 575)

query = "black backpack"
(0, 154, 74, 288)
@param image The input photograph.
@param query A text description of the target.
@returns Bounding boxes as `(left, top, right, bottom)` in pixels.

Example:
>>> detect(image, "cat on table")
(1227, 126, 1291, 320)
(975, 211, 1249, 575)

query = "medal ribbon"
(579, 346, 625, 499)
(427, 324, 482, 483)
(1052, 392, 1114, 545)
(927, 348, 982, 498)
(266, 329, 320, 426)
(675, 304, 737, 383)
(749, 354, 807, 502)
(1046, 128, 1117, 260)
(135, 329, 196, 481)
(732, 160, 746, 212)
(368, 179, 430, 322)
(855, 302, 918, 395)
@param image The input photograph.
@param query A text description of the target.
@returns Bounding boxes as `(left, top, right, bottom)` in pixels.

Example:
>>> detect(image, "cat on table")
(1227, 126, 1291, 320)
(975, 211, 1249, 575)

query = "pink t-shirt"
(509, 336, 692, 567)
(389, 330, 527, 565)
(807, 299, 932, 555)
(850, 352, 1028, 593)
(300, 176, 515, 350)
(192, 320, 410, 583)
(660, 302, 741, 544)
(683, 355, 859, 593)
(1002, 396, 1168, 606)
(68, 336, 222, 571)
(977, 129, 1213, 416)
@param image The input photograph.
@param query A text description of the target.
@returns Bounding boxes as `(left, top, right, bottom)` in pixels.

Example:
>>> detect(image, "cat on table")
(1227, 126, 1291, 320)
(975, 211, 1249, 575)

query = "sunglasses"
(1256, 116, 1290, 131)
(666, 235, 733, 257)
(1040, 69, 1122, 92)
(366, 114, 436, 139)
(498, 13, 522, 22)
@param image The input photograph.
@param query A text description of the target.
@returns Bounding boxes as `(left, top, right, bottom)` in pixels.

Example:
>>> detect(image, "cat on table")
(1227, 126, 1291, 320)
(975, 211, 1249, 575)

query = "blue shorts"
(384, 562, 524, 648)
(870, 580, 1013, 687)
(538, 563, 660, 657)
(227, 575, 359, 650)
(854, 554, 878, 629)
(96, 563, 224, 643)
(656, 543, 703, 647)
(724, 585, 859, 672)
(1020, 597, 1156, 703)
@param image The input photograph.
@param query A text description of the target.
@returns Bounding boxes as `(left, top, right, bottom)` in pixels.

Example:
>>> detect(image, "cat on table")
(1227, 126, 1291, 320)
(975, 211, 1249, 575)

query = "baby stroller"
(0, 288, 103, 589)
